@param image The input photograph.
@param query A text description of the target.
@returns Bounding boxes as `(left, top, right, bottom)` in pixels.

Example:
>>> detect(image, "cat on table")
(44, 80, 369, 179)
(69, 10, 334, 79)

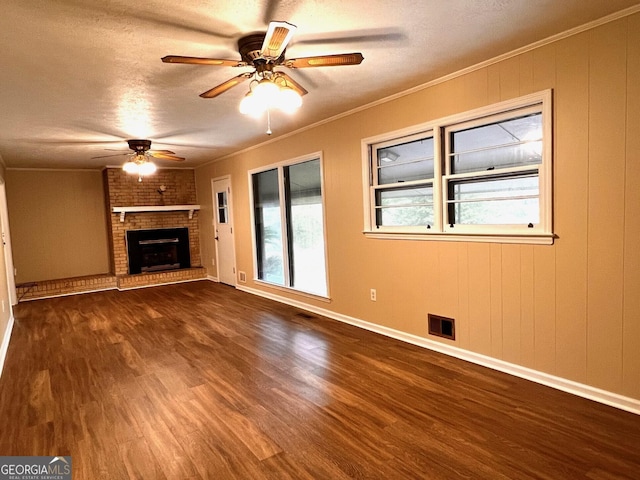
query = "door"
(212, 177, 236, 286)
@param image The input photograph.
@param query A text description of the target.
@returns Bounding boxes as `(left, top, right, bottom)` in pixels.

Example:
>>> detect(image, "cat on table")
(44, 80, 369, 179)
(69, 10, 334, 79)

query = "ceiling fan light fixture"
(239, 76, 303, 117)
(122, 152, 157, 180)
(254, 78, 280, 107)
(278, 86, 302, 113)
(239, 91, 262, 117)
(138, 161, 157, 176)
(122, 160, 139, 173)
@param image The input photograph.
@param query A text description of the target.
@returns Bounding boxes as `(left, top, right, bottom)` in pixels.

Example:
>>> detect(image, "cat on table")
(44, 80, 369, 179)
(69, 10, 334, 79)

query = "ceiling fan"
(94, 139, 185, 181)
(161, 21, 364, 101)
(93, 139, 186, 162)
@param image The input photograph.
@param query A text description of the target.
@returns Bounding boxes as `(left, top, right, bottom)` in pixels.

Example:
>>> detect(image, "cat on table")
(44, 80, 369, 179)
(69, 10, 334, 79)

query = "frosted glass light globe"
(138, 161, 157, 176)
(278, 86, 302, 113)
(122, 161, 138, 174)
(253, 79, 280, 110)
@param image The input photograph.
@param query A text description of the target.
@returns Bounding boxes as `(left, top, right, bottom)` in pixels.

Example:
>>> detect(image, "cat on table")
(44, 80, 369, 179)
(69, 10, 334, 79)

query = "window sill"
(363, 230, 555, 245)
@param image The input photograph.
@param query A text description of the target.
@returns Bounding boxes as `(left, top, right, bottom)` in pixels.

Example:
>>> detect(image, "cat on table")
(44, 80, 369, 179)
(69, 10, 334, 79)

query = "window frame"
(248, 151, 330, 300)
(370, 130, 437, 233)
(361, 89, 553, 244)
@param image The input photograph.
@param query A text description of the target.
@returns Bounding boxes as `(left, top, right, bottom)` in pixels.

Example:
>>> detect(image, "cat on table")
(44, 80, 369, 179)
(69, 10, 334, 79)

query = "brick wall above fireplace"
(103, 168, 203, 278)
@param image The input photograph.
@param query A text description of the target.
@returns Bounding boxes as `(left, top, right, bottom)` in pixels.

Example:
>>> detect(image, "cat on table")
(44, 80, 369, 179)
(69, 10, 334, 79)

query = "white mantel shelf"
(112, 205, 201, 222)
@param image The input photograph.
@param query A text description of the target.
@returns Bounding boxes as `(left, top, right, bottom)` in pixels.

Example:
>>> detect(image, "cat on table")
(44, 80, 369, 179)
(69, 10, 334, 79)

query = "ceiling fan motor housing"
(238, 34, 285, 65)
(127, 139, 152, 152)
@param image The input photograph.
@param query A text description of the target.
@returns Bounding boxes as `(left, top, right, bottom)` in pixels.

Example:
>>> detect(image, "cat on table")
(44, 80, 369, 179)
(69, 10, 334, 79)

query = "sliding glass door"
(251, 155, 327, 297)
(252, 168, 284, 285)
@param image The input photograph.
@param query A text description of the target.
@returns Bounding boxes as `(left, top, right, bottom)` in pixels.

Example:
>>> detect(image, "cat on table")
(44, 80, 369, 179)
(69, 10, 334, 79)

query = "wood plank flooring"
(1, 281, 639, 479)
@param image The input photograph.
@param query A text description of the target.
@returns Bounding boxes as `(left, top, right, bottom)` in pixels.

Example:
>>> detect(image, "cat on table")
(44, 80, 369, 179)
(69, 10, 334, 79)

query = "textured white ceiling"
(1, 0, 638, 169)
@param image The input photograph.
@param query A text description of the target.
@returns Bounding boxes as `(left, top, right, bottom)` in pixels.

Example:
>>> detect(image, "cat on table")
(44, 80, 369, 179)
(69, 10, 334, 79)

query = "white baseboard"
(206, 275, 219, 282)
(237, 285, 640, 416)
(0, 315, 14, 379)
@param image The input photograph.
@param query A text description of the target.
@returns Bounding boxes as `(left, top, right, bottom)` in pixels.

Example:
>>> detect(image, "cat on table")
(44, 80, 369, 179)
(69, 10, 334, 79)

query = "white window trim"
(248, 151, 331, 299)
(361, 89, 554, 245)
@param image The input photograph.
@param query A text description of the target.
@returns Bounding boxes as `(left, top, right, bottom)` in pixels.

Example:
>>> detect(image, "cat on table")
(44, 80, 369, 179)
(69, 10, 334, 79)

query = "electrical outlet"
(1, 300, 4, 313)
(370, 289, 377, 301)
(211, 258, 215, 266)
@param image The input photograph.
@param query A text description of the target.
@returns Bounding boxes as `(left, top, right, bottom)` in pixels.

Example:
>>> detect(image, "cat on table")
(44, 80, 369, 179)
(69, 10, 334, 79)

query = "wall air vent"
(428, 314, 455, 340)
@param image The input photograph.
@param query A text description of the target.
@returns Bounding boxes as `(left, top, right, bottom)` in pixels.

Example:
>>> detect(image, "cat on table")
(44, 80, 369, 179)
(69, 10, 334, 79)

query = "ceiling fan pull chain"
(266, 109, 272, 135)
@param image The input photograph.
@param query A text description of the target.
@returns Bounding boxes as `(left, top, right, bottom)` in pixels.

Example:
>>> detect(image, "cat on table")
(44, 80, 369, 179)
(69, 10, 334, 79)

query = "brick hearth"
(16, 274, 118, 301)
(16, 268, 208, 301)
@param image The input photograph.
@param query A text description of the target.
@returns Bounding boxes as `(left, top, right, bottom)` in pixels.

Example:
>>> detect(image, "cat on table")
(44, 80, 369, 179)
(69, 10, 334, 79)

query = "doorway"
(212, 177, 236, 286)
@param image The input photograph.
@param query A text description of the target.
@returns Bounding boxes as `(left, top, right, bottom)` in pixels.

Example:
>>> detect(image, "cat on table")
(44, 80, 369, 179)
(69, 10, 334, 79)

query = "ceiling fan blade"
(262, 0, 279, 25)
(261, 21, 297, 60)
(24, 139, 124, 146)
(148, 149, 176, 155)
(162, 55, 246, 67)
(295, 28, 404, 46)
(91, 152, 130, 159)
(199, 73, 251, 99)
(54, 0, 236, 41)
(150, 152, 186, 162)
(278, 72, 308, 96)
(285, 53, 364, 68)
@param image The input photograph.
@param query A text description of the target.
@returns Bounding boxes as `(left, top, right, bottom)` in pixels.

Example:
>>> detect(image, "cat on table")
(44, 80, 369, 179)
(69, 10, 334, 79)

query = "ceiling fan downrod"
(266, 109, 272, 136)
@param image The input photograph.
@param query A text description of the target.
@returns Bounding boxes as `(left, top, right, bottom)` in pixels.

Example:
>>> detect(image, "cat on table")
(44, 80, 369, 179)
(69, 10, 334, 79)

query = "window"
(216, 191, 228, 224)
(250, 154, 328, 297)
(372, 132, 435, 228)
(362, 90, 552, 243)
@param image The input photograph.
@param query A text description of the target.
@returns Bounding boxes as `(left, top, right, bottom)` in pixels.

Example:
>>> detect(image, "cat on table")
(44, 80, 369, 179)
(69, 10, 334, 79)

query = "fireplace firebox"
(126, 228, 191, 274)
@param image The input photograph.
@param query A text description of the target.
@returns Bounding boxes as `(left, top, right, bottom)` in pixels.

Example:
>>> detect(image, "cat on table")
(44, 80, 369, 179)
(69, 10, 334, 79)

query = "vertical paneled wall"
(196, 14, 640, 400)
(623, 13, 640, 403)
(586, 21, 627, 393)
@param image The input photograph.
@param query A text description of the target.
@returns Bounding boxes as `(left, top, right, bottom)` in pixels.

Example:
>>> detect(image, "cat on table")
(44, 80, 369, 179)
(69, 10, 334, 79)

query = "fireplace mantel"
(112, 205, 201, 222)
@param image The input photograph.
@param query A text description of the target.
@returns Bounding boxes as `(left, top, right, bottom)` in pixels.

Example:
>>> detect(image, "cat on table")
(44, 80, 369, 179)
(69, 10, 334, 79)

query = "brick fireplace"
(103, 168, 205, 288)
(15, 168, 207, 301)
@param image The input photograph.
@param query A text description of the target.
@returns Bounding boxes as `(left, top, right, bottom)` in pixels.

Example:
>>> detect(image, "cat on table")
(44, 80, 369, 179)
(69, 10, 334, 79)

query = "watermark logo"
(0, 456, 71, 480)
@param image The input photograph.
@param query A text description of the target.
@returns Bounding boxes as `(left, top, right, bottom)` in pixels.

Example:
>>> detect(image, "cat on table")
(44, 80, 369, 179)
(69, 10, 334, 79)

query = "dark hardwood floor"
(0, 281, 639, 479)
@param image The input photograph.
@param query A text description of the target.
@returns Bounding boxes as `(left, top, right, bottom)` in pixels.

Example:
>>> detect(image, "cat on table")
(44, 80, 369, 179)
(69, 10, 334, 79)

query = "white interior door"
(212, 177, 236, 286)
